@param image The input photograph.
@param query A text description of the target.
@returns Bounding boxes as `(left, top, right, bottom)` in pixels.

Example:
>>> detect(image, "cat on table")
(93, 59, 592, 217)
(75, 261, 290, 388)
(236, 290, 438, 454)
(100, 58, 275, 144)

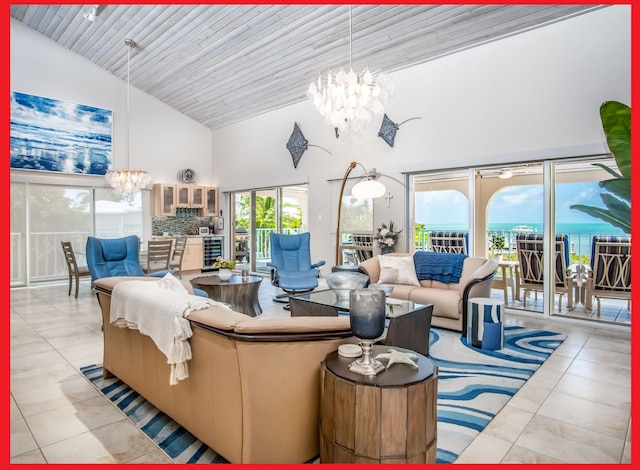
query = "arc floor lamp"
(335, 162, 386, 265)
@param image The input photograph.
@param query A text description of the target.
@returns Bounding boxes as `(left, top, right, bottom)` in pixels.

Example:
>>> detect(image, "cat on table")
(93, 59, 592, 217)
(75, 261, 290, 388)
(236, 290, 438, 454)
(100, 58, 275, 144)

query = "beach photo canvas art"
(10, 91, 112, 176)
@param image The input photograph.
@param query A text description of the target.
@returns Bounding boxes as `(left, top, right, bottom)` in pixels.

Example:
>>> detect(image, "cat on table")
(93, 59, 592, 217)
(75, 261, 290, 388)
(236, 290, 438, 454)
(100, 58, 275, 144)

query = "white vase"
(218, 268, 232, 281)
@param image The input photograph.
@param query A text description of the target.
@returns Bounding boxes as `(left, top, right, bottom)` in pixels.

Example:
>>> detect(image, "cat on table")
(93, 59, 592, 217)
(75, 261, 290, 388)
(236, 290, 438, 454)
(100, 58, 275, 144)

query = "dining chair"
(145, 239, 174, 274)
(169, 237, 187, 278)
(515, 234, 576, 310)
(584, 236, 631, 316)
(60, 241, 91, 298)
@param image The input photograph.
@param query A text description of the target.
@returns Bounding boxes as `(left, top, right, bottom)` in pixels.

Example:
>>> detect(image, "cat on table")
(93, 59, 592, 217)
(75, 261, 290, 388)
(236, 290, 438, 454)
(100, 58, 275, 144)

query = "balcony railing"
(12, 228, 301, 284)
(11, 228, 618, 285)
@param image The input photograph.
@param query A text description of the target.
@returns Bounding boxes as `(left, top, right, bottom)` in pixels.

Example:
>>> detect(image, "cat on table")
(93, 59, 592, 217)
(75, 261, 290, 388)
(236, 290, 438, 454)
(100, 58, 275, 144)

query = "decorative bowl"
(367, 283, 394, 296)
(324, 271, 370, 299)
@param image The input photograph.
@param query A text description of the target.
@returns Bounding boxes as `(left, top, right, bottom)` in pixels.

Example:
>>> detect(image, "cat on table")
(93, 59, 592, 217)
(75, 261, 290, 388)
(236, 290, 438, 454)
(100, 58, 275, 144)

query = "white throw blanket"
(110, 273, 227, 385)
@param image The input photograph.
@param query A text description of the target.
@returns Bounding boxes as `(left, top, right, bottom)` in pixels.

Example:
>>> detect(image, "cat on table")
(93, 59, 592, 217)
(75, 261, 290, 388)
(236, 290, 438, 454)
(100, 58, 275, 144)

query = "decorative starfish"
(374, 348, 419, 369)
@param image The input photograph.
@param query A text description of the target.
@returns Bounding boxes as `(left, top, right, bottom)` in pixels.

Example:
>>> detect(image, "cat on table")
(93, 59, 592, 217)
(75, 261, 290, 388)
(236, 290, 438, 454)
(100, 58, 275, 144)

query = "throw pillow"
(377, 255, 420, 286)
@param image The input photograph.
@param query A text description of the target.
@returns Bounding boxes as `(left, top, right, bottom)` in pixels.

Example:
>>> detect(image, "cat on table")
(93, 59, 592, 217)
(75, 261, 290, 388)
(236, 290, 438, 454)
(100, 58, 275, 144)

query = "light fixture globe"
(352, 179, 385, 199)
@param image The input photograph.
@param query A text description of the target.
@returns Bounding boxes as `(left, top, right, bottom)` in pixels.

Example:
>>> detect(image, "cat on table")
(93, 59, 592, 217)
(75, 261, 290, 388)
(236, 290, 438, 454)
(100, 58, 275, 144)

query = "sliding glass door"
(10, 182, 149, 287)
(231, 184, 308, 274)
(408, 156, 628, 327)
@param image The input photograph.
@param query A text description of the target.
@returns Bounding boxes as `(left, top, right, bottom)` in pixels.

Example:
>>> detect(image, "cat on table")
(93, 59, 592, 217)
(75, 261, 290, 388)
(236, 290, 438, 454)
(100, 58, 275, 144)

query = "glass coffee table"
(289, 289, 433, 356)
(289, 289, 423, 317)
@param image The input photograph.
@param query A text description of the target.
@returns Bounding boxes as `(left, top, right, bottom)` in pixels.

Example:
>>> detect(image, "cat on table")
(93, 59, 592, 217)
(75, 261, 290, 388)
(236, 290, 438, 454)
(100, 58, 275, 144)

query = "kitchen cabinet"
(154, 184, 177, 216)
(204, 187, 219, 217)
(182, 237, 204, 271)
(177, 185, 205, 208)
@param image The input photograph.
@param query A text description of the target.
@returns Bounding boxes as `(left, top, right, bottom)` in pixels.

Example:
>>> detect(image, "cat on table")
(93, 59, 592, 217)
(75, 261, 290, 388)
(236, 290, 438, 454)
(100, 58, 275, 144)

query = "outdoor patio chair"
(60, 241, 91, 298)
(584, 236, 631, 316)
(429, 231, 469, 254)
(352, 232, 374, 263)
(515, 233, 576, 310)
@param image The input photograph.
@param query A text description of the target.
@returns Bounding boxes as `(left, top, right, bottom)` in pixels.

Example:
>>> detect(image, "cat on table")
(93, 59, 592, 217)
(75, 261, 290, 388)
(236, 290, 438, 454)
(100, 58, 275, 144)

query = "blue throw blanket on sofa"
(413, 251, 468, 284)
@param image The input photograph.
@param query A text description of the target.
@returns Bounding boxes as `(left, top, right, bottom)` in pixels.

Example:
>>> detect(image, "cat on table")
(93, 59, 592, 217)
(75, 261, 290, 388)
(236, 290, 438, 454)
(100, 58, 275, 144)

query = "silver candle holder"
(348, 289, 386, 376)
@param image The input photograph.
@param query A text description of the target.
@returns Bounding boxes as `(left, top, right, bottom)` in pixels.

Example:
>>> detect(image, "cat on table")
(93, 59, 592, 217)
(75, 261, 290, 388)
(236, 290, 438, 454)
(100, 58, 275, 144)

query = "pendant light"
(105, 38, 151, 196)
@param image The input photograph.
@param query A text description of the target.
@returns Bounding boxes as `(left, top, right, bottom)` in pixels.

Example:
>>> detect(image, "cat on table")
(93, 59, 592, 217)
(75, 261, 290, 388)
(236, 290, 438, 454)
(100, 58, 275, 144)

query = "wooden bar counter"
(320, 345, 438, 463)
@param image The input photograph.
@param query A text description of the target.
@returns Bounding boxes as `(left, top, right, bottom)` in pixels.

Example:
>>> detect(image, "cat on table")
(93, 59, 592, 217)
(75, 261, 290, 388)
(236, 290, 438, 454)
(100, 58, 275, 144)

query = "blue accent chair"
(86, 235, 208, 297)
(267, 232, 326, 309)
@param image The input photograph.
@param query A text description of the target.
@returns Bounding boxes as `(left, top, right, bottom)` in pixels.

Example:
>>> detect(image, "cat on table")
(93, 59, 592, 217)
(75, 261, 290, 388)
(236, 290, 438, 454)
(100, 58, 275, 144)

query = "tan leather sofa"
(93, 277, 353, 464)
(359, 253, 497, 332)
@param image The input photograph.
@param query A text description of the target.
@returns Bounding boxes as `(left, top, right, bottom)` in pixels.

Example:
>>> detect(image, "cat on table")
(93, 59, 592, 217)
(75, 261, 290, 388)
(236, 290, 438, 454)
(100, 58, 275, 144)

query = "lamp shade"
(352, 179, 385, 199)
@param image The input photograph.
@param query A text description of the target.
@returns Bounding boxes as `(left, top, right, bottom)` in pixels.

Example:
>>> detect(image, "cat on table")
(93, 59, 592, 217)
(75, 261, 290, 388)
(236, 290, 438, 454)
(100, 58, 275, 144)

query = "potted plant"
(490, 233, 506, 261)
(570, 101, 631, 234)
(213, 256, 235, 281)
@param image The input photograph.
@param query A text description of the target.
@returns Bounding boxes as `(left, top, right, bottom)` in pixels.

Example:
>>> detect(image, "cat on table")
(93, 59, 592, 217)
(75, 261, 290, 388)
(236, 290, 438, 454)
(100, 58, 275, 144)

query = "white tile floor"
(10, 272, 632, 464)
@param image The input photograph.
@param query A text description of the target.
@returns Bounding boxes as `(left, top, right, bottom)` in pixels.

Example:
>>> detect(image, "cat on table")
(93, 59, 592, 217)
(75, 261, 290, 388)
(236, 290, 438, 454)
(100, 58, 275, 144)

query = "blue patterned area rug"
(80, 365, 228, 464)
(81, 325, 565, 464)
(429, 325, 566, 463)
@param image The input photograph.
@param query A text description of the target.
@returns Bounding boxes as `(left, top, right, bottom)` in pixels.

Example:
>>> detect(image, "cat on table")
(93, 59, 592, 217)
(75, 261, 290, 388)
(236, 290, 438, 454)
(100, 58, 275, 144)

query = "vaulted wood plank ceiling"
(11, 4, 604, 131)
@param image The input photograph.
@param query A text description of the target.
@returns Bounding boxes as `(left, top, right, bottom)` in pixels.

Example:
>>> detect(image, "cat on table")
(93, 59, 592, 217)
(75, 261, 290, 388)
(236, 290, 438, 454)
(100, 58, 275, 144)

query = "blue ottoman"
(467, 297, 504, 350)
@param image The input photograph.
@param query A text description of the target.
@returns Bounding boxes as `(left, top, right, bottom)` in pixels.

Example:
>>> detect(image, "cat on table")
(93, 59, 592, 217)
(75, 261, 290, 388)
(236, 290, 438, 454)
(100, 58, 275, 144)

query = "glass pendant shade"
(307, 69, 393, 143)
(351, 179, 386, 199)
(105, 169, 152, 194)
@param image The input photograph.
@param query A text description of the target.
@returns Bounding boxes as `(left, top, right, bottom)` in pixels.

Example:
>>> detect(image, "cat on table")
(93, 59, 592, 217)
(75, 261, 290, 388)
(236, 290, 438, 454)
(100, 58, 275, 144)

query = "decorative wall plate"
(182, 168, 197, 183)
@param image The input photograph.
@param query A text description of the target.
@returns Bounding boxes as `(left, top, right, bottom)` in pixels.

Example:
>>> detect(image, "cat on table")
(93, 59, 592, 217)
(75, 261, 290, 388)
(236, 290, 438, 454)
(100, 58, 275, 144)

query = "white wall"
(212, 6, 630, 268)
(10, 19, 214, 188)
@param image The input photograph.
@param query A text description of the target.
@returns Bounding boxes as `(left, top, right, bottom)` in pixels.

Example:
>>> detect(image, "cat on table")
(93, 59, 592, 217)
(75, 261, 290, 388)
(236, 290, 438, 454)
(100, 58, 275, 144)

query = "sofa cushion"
(407, 288, 462, 320)
(377, 255, 420, 286)
(233, 316, 351, 334)
(188, 307, 250, 331)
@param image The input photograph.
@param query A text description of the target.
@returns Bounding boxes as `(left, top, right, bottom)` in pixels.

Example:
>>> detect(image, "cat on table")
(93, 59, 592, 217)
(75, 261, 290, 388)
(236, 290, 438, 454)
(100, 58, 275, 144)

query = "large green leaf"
(570, 200, 631, 234)
(599, 178, 631, 203)
(600, 101, 631, 178)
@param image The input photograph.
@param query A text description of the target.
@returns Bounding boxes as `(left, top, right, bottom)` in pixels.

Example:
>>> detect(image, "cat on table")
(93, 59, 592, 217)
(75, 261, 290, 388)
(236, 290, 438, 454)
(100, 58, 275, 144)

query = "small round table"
(190, 274, 262, 317)
(320, 345, 438, 463)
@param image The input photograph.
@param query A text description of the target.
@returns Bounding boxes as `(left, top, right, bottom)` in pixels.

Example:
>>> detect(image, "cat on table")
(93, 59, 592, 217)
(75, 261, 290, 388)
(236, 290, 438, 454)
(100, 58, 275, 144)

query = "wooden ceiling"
(11, 4, 604, 131)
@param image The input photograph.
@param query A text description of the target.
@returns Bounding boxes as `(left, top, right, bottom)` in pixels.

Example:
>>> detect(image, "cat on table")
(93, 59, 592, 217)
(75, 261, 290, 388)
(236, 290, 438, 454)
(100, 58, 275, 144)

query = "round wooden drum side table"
(190, 274, 262, 317)
(320, 345, 438, 463)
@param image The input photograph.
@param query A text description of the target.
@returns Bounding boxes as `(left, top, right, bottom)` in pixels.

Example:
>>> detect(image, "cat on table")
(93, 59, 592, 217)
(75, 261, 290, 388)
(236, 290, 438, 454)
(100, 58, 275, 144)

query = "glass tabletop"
(291, 289, 425, 318)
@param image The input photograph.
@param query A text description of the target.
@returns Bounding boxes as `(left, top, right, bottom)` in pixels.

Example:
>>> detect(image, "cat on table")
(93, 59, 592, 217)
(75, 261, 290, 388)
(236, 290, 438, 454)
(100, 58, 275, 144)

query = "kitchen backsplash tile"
(152, 215, 214, 236)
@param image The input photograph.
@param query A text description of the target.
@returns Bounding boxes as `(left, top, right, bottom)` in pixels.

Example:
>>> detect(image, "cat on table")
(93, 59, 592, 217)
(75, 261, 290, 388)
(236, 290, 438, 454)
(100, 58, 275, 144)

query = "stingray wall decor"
(378, 114, 421, 147)
(286, 122, 331, 168)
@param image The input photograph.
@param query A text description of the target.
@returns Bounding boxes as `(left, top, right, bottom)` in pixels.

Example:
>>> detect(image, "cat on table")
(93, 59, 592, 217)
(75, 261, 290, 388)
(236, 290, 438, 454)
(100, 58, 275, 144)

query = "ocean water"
(422, 222, 626, 258)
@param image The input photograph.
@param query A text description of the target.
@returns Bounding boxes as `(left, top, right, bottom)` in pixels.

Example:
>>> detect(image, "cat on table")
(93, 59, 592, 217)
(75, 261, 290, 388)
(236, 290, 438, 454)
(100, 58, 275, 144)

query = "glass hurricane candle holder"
(348, 288, 386, 376)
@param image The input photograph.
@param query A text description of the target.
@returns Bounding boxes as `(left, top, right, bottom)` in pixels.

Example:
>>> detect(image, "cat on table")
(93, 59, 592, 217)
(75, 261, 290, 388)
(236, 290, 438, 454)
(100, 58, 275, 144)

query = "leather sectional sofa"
(93, 276, 353, 464)
(359, 253, 497, 332)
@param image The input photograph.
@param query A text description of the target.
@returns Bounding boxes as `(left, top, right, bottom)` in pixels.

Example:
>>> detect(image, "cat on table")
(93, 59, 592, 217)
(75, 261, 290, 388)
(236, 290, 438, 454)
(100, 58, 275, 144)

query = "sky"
(416, 182, 610, 226)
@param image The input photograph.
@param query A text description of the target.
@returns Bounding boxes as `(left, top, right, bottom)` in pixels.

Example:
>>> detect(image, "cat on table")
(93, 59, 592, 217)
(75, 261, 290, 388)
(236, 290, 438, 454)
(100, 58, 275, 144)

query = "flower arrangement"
(213, 256, 235, 270)
(374, 221, 402, 250)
